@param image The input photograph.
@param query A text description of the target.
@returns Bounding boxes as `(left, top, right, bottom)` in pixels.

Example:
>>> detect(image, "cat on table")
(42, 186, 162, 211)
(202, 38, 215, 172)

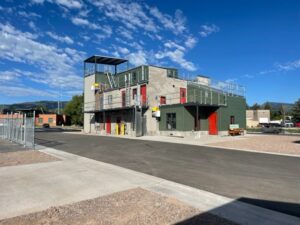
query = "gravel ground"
(0, 150, 58, 167)
(0, 188, 237, 225)
(207, 135, 300, 155)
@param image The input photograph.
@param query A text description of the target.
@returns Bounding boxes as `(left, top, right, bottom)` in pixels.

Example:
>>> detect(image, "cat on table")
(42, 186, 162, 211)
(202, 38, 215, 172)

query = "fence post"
(24, 113, 27, 148)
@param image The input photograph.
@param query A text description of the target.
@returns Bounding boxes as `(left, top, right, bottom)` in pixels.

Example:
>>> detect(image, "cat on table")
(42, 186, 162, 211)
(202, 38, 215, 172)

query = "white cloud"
(117, 27, 133, 40)
(185, 36, 197, 48)
(276, 59, 300, 71)
(91, 0, 159, 33)
(164, 41, 185, 51)
(18, 11, 41, 18)
(0, 85, 57, 97)
(46, 31, 74, 44)
(71, 17, 89, 26)
(155, 49, 196, 71)
(0, 23, 84, 91)
(28, 21, 38, 31)
(31, 0, 83, 9)
(149, 7, 186, 35)
(71, 17, 112, 39)
(128, 50, 147, 66)
(0, 70, 20, 82)
(117, 47, 130, 55)
(199, 24, 220, 37)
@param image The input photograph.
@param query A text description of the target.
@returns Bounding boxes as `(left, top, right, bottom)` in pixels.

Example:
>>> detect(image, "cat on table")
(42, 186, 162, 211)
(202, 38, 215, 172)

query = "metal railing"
(160, 90, 227, 106)
(0, 113, 35, 149)
(187, 79, 245, 97)
(84, 95, 148, 112)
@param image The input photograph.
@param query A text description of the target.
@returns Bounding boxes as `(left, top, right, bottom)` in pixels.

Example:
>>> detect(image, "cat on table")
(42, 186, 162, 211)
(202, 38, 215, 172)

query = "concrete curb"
(37, 145, 300, 225)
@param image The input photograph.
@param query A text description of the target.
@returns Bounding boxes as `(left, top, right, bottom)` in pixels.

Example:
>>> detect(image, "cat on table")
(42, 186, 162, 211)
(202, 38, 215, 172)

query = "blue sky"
(0, 0, 299, 105)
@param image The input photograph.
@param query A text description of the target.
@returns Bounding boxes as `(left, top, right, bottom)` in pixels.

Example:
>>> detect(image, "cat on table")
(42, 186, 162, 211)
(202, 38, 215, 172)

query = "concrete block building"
(246, 109, 270, 127)
(84, 56, 246, 137)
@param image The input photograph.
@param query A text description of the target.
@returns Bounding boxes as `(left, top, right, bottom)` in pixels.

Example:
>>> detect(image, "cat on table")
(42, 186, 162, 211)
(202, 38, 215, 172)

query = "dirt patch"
(0, 188, 237, 225)
(207, 135, 300, 156)
(0, 150, 58, 167)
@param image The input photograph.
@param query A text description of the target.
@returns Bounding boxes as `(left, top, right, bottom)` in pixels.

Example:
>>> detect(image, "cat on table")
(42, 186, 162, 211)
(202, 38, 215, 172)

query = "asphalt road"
(35, 131, 300, 217)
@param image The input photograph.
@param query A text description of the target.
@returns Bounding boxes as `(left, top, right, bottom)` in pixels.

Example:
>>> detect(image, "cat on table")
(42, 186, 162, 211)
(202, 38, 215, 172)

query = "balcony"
(84, 94, 148, 113)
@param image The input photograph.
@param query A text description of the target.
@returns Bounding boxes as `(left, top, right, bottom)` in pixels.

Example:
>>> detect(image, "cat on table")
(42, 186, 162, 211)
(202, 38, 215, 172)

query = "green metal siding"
(115, 66, 149, 88)
(95, 72, 109, 87)
(217, 96, 246, 130)
(159, 96, 246, 132)
(159, 105, 194, 131)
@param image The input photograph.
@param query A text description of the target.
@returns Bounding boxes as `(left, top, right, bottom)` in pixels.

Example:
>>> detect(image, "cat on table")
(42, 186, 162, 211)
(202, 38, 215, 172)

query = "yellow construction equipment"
(115, 123, 119, 135)
(121, 123, 125, 135)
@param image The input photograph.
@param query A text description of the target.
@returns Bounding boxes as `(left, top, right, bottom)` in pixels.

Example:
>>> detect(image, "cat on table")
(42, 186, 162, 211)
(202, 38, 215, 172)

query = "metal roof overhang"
(160, 102, 222, 108)
(84, 55, 128, 65)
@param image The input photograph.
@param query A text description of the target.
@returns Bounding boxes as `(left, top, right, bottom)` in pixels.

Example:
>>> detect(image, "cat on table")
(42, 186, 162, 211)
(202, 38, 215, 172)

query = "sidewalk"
(0, 144, 299, 225)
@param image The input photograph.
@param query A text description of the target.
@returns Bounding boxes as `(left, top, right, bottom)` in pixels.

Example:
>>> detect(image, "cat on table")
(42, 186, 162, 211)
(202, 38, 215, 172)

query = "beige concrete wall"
(246, 110, 270, 121)
(84, 75, 96, 133)
(146, 66, 187, 135)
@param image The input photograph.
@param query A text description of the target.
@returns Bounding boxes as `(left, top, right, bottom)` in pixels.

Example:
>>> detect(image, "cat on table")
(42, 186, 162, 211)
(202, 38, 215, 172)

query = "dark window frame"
(230, 115, 235, 124)
(166, 113, 176, 130)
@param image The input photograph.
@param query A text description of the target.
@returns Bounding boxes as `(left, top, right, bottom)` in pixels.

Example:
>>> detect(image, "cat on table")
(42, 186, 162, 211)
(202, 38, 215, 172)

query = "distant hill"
(262, 102, 294, 113)
(0, 100, 68, 113)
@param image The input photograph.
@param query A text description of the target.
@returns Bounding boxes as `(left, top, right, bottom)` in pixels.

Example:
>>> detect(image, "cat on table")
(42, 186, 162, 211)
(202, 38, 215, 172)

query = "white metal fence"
(0, 113, 35, 149)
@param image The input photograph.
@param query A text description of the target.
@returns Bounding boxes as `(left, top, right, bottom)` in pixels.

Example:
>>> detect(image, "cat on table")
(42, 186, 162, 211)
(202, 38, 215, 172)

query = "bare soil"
(0, 150, 58, 167)
(0, 188, 237, 225)
(207, 135, 300, 155)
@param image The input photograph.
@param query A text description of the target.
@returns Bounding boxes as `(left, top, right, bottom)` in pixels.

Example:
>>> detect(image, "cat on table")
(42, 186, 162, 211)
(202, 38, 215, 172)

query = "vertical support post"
(84, 62, 86, 76)
(33, 111, 35, 150)
(94, 57, 97, 74)
(24, 113, 27, 147)
(196, 105, 199, 131)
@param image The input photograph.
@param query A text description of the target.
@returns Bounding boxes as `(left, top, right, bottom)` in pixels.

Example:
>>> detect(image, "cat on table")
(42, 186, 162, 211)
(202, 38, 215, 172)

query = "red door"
(208, 112, 218, 135)
(140, 85, 147, 106)
(180, 88, 186, 104)
(106, 117, 111, 134)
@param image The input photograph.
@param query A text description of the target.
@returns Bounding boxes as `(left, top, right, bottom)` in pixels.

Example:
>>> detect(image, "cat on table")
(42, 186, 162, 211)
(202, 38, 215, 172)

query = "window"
(160, 96, 166, 105)
(38, 118, 43, 123)
(230, 115, 235, 124)
(166, 113, 176, 130)
(48, 118, 53, 123)
(132, 88, 137, 100)
(132, 72, 137, 82)
(108, 95, 112, 104)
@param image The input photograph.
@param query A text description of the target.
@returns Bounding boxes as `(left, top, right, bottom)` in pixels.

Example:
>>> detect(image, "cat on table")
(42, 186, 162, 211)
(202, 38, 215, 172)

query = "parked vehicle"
(42, 123, 50, 128)
(282, 120, 294, 127)
(262, 123, 282, 134)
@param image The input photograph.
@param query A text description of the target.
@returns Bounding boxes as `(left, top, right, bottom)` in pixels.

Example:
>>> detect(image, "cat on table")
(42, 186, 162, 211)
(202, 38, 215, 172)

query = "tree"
(264, 102, 271, 110)
(250, 103, 261, 110)
(64, 95, 83, 126)
(291, 99, 300, 123)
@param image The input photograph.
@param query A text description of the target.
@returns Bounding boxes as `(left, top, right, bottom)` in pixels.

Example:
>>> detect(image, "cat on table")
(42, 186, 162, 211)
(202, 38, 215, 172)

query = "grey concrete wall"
(146, 66, 187, 135)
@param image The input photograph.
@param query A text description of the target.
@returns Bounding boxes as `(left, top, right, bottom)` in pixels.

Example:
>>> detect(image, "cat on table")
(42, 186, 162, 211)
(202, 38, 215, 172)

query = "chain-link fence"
(0, 113, 35, 149)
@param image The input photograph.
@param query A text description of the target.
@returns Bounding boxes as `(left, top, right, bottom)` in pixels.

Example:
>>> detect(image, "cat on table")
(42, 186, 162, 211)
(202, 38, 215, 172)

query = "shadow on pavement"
(34, 137, 63, 148)
(35, 128, 81, 133)
(175, 198, 300, 225)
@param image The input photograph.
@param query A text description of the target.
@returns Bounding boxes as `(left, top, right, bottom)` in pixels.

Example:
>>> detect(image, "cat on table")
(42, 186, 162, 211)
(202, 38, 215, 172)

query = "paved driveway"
(35, 131, 300, 217)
